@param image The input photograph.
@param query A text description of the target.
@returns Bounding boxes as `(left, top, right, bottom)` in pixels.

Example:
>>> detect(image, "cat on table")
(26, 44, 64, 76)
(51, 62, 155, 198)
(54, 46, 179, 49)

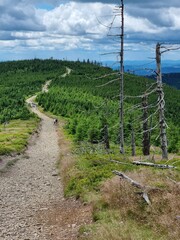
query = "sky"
(0, 0, 180, 63)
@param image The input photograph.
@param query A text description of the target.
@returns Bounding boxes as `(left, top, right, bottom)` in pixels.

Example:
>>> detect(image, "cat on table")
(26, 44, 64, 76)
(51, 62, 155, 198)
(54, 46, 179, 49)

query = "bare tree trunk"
(131, 128, 136, 156)
(142, 94, 150, 155)
(156, 43, 168, 159)
(119, 0, 125, 154)
(104, 124, 110, 150)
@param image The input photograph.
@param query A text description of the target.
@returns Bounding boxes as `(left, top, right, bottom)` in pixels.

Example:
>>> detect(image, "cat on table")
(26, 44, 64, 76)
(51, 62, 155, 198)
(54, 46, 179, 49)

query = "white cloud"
(11, 31, 45, 39)
(7, 2, 115, 52)
(0, 0, 180, 61)
(168, 8, 180, 30)
(43, 2, 114, 36)
(0, 0, 45, 31)
(125, 14, 164, 34)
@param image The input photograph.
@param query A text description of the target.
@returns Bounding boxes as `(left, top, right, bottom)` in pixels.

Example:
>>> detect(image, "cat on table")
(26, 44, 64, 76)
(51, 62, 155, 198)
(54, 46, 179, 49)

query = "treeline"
(0, 59, 65, 74)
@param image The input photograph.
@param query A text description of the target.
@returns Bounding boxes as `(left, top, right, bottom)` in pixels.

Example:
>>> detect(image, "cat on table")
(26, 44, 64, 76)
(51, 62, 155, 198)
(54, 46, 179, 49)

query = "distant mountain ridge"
(147, 73, 180, 90)
(163, 73, 180, 89)
(103, 60, 180, 89)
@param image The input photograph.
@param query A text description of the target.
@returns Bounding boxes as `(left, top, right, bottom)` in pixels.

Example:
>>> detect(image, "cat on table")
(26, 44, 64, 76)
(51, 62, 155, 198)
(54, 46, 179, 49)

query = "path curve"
(0, 75, 91, 239)
(0, 94, 64, 239)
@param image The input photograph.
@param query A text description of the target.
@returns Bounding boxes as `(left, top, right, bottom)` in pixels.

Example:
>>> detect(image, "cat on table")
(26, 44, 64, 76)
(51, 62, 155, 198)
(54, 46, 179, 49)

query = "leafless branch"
(96, 78, 119, 88)
(125, 88, 156, 99)
(141, 109, 159, 124)
(161, 46, 180, 54)
(100, 51, 120, 56)
(93, 72, 118, 80)
(95, 15, 115, 29)
(140, 123, 159, 134)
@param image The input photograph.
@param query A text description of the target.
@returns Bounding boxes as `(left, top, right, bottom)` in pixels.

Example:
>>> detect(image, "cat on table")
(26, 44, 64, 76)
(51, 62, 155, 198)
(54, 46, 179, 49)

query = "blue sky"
(0, 0, 180, 63)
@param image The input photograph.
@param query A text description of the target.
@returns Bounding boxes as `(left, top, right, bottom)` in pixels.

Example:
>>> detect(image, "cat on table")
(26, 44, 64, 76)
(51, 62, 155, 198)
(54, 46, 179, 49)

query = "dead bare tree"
(100, 103, 110, 151)
(104, 124, 110, 150)
(131, 127, 136, 156)
(155, 43, 180, 159)
(125, 85, 158, 156)
(98, 0, 125, 154)
(118, 0, 125, 154)
(142, 93, 150, 155)
(156, 43, 168, 159)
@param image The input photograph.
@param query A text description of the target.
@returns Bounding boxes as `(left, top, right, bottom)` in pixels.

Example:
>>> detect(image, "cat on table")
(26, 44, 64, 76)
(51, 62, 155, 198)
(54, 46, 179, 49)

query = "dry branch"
(112, 170, 151, 204)
(96, 78, 119, 88)
(93, 72, 118, 80)
(132, 161, 176, 169)
(125, 88, 156, 99)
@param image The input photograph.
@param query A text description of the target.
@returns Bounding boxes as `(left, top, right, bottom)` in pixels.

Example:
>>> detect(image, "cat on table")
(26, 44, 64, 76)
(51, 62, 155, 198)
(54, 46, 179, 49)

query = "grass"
(80, 209, 166, 240)
(77, 166, 180, 240)
(0, 118, 39, 155)
(100, 168, 179, 239)
(64, 147, 137, 199)
(32, 103, 180, 240)
(58, 137, 180, 240)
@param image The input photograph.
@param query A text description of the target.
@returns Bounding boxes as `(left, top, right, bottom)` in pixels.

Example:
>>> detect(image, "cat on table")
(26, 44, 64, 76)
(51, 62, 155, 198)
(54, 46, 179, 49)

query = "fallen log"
(112, 170, 151, 205)
(132, 161, 176, 169)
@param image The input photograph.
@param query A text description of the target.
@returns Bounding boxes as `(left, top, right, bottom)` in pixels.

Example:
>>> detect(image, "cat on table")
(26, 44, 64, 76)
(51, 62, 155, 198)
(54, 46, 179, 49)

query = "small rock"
(45, 182, 51, 186)
(52, 172, 58, 176)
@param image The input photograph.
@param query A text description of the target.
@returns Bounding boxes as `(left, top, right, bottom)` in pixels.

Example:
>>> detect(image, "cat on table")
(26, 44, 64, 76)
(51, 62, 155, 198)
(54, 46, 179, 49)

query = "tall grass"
(0, 118, 39, 155)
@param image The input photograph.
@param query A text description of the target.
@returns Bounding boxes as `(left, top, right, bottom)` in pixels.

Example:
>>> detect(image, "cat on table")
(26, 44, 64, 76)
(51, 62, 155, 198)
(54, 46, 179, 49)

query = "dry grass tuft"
(101, 176, 141, 216)
(57, 122, 77, 189)
(99, 168, 180, 239)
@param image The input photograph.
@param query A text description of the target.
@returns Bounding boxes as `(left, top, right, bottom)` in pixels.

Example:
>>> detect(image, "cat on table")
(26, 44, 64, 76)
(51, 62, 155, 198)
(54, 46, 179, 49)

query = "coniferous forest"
(36, 59, 180, 153)
(0, 59, 179, 153)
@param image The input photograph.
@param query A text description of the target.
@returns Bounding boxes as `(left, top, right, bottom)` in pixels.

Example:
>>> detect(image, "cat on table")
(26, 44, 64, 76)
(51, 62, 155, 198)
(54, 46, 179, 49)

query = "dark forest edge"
(147, 72, 180, 89)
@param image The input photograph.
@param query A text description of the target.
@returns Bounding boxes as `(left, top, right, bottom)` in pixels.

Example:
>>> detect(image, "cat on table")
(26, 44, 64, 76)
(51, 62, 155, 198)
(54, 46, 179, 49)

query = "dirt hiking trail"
(0, 80, 91, 239)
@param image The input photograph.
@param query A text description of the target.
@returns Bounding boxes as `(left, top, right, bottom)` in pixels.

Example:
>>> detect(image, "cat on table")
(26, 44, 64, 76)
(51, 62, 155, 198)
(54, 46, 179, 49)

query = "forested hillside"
(36, 60, 180, 153)
(163, 73, 180, 89)
(0, 59, 66, 123)
(0, 59, 179, 153)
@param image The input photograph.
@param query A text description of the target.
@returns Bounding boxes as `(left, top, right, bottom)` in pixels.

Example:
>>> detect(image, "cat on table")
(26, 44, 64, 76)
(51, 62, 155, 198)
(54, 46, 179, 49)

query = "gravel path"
(0, 97, 91, 240)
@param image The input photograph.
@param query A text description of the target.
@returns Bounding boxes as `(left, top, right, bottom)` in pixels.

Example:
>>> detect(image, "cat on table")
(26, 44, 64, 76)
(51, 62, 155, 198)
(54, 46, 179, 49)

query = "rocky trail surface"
(0, 78, 91, 239)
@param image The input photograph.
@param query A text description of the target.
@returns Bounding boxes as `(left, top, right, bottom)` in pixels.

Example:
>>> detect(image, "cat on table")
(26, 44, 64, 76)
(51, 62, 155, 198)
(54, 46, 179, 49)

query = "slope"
(37, 60, 180, 153)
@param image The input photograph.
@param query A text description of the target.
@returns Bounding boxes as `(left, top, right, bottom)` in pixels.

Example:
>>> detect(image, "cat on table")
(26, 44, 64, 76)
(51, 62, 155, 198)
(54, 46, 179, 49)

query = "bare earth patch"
(37, 199, 92, 240)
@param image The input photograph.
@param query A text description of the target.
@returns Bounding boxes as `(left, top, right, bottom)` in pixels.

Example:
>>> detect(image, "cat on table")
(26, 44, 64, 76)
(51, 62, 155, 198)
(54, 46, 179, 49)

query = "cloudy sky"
(0, 0, 180, 62)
